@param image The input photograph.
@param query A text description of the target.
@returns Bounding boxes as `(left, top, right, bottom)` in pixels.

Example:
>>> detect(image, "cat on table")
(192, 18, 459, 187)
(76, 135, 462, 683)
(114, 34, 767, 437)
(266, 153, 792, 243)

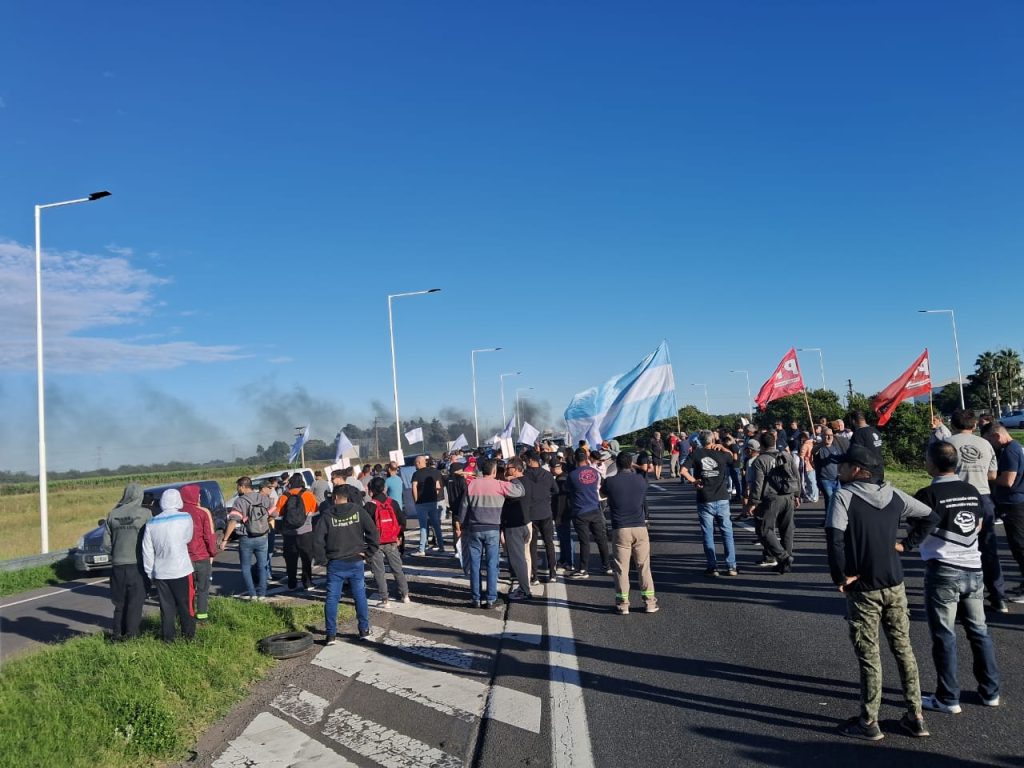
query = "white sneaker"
(981, 694, 1000, 707)
(921, 694, 961, 714)
(400, 595, 412, 604)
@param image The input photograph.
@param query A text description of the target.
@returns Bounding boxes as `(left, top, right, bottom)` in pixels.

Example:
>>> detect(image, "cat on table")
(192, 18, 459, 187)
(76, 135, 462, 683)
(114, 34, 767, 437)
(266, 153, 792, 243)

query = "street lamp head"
(427, 288, 441, 293)
(88, 191, 112, 201)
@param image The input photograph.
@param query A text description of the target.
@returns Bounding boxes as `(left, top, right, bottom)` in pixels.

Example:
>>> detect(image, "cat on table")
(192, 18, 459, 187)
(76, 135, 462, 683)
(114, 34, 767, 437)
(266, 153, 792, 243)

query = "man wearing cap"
(850, 411, 885, 480)
(827, 444, 934, 740)
(746, 429, 800, 572)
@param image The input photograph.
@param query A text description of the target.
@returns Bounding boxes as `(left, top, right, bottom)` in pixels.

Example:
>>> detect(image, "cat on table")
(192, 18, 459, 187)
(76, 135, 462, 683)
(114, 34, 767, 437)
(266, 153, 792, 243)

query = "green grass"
(0, 596, 343, 768)
(0, 558, 80, 597)
(884, 466, 931, 495)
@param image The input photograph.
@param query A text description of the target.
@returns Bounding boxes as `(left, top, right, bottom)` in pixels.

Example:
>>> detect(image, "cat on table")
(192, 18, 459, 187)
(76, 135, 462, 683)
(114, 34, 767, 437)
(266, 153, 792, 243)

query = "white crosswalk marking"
(368, 627, 490, 670)
(213, 712, 355, 768)
(313, 640, 542, 732)
(375, 598, 543, 645)
(270, 685, 329, 726)
(322, 706, 463, 768)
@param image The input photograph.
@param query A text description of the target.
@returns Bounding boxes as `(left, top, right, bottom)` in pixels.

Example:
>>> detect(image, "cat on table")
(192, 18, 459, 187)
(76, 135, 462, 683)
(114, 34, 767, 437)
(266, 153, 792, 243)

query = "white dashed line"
(213, 711, 354, 767)
(547, 578, 595, 768)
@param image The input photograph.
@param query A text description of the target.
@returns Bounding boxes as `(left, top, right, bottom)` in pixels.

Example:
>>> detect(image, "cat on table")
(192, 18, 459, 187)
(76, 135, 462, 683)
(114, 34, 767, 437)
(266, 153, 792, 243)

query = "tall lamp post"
(472, 347, 502, 446)
(919, 309, 966, 409)
(796, 347, 827, 390)
(499, 371, 521, 425)
(730, 369, 753, 422)
(515, 387, 534, 433)
(691, 383, 710, 414)
(36, 191, 111, 553)
(387, 288, 441, 453)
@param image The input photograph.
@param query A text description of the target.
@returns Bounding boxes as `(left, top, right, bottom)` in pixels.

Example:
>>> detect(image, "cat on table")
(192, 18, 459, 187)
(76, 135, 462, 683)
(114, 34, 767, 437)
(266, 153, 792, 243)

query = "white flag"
(518, 422, 540, 446)
(450, 433, 469, 451)
(288, 425, 310, 463)
(499, 414, 516, 439)
(405, 427, 424, 445)
(334, 430, 354, 462)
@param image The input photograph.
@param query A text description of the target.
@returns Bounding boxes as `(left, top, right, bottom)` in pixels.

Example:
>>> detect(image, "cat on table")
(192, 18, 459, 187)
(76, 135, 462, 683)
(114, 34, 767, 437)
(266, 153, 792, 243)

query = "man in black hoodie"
(313, 486, 380, 644)
(523, 450, 558, 584)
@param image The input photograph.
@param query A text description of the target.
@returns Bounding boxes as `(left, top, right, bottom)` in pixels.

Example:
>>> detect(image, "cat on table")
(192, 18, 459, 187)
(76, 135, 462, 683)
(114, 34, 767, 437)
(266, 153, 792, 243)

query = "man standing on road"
(746, 430, 799, 573)
(181, 484, 217, 621)
(603, 452, 657, 614)
(908, 441, 1000, 715)
(986, 425, 1024, 601)
(220, 477, 273, 601)
(649, 431, 665, 480)
(310, 470, 331, 504)
(142, 489, 196, 643)
(523, 450, 559, 584)
(850, 411, 884, 479)
(275, 474, 319, 593)
(501, 459, 533, 600)
(313, 485, 380, 644)
(103, 482, 151, 641)
(669, 432, 682, 478)
(411, 455, 445, 556)
(682, 430, 738, 577)
(826, 445, 933, 740)
(459, 458, 525, 609)
(816, 428, 844, 524)
(566, 449, 612, 579)
(365, 477, 410, 606)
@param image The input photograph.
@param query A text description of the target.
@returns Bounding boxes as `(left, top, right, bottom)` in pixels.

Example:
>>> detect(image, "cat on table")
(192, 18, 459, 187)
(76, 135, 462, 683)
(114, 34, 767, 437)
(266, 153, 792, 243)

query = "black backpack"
(766, 453, 796, 496)
(281, 492, 307, 530)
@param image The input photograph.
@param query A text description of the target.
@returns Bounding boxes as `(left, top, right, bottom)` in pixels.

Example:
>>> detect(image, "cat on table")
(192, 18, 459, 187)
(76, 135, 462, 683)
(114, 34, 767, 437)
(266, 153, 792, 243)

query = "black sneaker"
(988, 597, 1010, 614)
(471, 599, 482, 609)
(898, 713, 930, 738)
(324, 635, 337, 646)
(481, 601, 492, 610)
(838, 716, 883, 741)
(705, 568, 720, 577)
(757, 558, 778, 568)
(358, 628, 371, 641)
(567, 570, 589, 580)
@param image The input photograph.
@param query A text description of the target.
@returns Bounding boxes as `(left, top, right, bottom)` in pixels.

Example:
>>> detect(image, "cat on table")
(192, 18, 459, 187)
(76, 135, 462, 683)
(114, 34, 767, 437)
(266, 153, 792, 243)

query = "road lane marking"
(270, 685, 329, 726)
(368, 627, 490, 670)
(547, 578, 595, 768)
(373, 599, 542, 646)
(0, 578, 109, 609)
(322, 705, 463, 768)
(213, 711, 353, 767)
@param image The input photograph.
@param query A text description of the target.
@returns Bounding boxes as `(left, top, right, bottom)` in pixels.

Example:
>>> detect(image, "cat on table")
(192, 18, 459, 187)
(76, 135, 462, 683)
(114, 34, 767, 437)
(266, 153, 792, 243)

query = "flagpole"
(929, 389, 935, 423)
(802, 391, 814, 435)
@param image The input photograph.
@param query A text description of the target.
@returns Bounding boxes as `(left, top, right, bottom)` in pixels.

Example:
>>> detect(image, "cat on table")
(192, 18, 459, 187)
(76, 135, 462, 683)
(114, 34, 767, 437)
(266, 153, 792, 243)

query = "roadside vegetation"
(0, 596, 337, 768)
(0, 558, 80, 597)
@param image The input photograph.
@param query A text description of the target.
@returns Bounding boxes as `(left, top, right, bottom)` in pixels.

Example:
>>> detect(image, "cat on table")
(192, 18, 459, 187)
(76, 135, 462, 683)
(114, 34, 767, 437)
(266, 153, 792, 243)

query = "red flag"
(754, 348, 805, 410)
(872, 349, 932, 427)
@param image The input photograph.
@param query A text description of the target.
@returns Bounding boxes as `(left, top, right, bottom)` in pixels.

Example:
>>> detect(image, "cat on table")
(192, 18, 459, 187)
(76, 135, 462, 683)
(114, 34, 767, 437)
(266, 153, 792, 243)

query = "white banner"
(405, 427, 424, 445)
(389, 449, 405, 465)
(518, 422, 540, 446)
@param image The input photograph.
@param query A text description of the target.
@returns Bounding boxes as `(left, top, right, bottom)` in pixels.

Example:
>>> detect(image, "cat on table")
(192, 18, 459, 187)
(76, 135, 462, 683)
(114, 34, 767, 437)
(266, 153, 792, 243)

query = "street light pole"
(796, 347, 826, 390)
(691, 383, 709, 414)
(387, 288, 441, 454)
(499, 371, 521, 426)
(919, 309, 966, 409)
(472, 347, 502, 446)
(35, 191, 111, 554)
(516, 387, 534, 433)
(730, 370, 753, 422)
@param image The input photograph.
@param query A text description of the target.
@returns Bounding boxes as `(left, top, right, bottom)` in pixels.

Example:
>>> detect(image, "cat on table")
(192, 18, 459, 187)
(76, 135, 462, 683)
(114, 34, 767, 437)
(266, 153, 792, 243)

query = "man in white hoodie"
(142, 489, 196, 642)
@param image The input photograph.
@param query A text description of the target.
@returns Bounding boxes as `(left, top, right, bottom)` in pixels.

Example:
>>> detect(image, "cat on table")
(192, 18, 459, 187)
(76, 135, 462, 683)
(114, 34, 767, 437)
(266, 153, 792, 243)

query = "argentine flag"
(564, 341, 677, 446)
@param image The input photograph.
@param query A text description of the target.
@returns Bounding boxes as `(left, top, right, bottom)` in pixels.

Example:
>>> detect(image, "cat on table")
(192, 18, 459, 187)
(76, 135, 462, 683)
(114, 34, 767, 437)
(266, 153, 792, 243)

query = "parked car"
(72, 479, 227, 573)
(222, 467, 316, 509)
(1001, 410, 1024, 429)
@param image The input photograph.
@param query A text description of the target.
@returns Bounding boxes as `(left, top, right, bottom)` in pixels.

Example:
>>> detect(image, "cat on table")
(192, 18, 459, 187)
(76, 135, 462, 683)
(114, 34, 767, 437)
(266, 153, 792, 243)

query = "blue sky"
(1, 1, 1021, 470)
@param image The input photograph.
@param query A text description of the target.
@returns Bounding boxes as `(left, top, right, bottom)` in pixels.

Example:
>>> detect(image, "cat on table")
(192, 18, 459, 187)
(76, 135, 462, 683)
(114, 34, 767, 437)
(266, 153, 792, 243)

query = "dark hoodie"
(312, 501, 380, 564)
(181, 484, 218, 562)
(522, 465, 557, 521)
(103, 483, 152, 566)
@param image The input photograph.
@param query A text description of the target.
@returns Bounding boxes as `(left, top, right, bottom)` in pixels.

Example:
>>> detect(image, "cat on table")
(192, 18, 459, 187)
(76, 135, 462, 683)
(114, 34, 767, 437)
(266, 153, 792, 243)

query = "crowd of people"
(99, 405, 1024, 741)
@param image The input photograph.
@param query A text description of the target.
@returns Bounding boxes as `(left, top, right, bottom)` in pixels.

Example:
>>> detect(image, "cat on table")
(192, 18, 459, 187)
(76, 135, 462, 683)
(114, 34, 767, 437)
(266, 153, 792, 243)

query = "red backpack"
(373, 498, 401, 544)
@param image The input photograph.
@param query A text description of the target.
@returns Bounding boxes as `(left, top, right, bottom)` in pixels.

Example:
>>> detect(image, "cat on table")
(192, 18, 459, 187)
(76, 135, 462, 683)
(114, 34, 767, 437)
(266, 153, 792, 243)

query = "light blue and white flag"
(289, 425, 310, 463)
(499, 414, 516, 440)
(564, 341, 677, 446)
(334, 430, 354, 462)
(450, 433, 469, 451)
(405, 427, 424, 445)
(518, 422, 540, 447)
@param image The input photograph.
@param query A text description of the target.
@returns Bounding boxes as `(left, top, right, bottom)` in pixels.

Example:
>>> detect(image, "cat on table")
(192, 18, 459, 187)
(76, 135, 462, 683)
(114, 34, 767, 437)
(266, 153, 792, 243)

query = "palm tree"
(997, 348, 1023, 408)
(973, 351, 1000, 413)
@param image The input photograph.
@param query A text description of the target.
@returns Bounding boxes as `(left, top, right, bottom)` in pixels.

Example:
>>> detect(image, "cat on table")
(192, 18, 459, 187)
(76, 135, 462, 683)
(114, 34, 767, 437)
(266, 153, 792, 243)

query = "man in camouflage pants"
(826, 445, 936, 740)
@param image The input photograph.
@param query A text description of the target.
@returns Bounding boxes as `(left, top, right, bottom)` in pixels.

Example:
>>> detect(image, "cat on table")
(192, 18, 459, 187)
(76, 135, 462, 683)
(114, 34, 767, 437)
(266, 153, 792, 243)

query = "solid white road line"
(373, 599, 543, 646)
(0, 577, 109, 609)
(313, 640, 542, 733)
(368, 627, 490, 670)
(547, 579, 595, 768)
(322, 705, 463, 768)
(213, 711, 354, 768)
(270, 684, 329, 726)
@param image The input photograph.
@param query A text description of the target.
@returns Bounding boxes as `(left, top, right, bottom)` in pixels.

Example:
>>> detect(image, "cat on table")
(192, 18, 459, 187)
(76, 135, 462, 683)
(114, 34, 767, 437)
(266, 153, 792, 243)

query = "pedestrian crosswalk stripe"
(213, 711, 356, 768)
(322, 705, 463, 768)
(368, 627, 490, 670)
(397, 565, 510, 595)
(313, 640, 542, 732)
(547, 579, 596, 767)
(375, 598, 543, 646)
(270, 685, 329, 726)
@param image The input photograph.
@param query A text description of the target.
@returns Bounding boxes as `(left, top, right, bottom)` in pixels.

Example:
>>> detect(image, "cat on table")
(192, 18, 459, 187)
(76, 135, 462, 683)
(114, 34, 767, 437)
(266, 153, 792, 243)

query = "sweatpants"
(283, 532, 314, 589)
(110, 563, 146, 640)
(370, 542, 409, 601)
(505, 523, 533, 591)
(155, 574, 196, 642)
(191, 558, 212, 618)
(612, 526, 655, 602)
(530, 517, 557, 580)
(574, 512, 610, 573)
(757, 495, 795, 562)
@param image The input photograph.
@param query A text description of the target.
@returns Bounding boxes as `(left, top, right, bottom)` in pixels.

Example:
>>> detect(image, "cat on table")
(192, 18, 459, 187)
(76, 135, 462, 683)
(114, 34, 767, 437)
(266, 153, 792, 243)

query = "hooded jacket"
(522, 466, 557, 522)
(312, 501, 380, 563)
(142, 489, 195, 580)
(103, 483, 152, 567)
(181, 484, 218, 562)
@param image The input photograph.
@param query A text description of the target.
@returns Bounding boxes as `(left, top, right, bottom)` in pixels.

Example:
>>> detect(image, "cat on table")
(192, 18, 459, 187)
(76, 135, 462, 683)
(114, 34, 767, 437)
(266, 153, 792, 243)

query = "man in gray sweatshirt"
(103, 482, 152, 641)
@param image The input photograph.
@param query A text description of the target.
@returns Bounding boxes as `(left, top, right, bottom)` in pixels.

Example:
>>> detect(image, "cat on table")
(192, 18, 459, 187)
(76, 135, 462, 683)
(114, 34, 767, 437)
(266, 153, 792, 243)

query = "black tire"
(259, 631, 314, 659)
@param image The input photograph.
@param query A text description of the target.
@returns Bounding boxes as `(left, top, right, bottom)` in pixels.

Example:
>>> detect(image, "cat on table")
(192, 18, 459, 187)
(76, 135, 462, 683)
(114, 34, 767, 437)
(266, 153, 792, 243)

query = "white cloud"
(105, 243, 134, 257)
(268, 356, 293, 364)
(0, 239, 243, 372)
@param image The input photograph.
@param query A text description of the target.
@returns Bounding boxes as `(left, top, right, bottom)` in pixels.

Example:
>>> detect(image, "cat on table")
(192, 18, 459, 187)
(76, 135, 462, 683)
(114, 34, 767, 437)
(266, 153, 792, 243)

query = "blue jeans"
(416, 502, 445, 552)
(924, 562, 999, 706)
(325, 558, 370, 636)
(238, 534, 268, 597)
(696, 499, 736, 570)
(821, 479, 840, 521)
(556, 516, 575, 568)
(466, 529, 501, 603)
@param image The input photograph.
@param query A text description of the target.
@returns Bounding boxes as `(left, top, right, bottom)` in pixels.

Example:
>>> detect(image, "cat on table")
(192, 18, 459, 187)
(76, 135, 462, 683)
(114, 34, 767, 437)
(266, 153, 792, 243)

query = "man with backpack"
(221, 476, 274, 600)
(365, 476, 410, 606)
(746, 429, 800, 574)
(274, 473, 319, 593)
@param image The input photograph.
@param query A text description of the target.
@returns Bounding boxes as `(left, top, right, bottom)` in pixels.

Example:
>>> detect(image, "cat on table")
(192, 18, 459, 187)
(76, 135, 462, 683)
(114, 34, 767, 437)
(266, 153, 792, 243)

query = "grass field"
(0, 597, 339, 768)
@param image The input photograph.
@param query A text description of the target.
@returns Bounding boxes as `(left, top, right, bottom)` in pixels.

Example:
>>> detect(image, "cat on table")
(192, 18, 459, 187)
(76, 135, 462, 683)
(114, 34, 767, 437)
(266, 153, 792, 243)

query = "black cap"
(839, 444, 882, 470)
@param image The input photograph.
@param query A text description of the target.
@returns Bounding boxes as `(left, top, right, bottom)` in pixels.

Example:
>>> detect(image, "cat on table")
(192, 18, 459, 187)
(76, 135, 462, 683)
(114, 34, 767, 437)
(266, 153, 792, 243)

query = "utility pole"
(373, 417, 380, 460)
(846, 379, 854, 406)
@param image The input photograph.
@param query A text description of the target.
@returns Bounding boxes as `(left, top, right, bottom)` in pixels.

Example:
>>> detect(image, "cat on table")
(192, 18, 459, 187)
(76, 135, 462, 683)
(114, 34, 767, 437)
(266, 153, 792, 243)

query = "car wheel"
(258, 631, 314, 659)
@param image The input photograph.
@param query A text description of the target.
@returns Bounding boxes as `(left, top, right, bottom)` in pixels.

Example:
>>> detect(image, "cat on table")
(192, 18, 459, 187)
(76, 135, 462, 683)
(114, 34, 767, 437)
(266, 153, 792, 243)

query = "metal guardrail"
(0, 549, 72, 573)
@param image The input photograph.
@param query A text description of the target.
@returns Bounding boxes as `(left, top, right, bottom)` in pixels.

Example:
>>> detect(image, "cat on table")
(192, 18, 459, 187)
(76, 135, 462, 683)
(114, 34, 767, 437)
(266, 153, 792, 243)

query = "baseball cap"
(746, 439, 761, 452)
(839, 444, 882, 470)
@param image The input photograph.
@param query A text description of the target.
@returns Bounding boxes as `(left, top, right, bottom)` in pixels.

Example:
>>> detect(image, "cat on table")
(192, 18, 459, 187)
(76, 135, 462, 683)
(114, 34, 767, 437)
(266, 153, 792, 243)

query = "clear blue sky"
(1, 1, 1021, 470)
